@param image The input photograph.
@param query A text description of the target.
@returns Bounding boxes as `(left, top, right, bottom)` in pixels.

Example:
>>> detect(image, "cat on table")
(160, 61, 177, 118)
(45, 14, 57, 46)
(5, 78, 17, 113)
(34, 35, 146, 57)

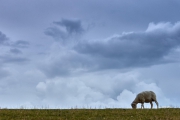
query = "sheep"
(131, 91, 159, 109)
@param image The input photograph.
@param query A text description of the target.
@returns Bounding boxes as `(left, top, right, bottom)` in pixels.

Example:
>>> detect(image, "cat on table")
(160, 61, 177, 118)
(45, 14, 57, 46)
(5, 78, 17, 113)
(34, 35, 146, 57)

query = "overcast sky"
(0, 0, 180, 108)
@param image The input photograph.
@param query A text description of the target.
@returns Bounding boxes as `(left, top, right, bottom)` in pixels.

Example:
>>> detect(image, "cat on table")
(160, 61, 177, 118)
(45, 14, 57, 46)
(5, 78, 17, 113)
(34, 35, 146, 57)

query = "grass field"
(0, 108, 180, 120)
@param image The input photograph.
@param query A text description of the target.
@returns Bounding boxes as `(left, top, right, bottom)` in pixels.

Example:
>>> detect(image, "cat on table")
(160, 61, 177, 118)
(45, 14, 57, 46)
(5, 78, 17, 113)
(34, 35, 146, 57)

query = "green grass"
(0, 108, 180, 120)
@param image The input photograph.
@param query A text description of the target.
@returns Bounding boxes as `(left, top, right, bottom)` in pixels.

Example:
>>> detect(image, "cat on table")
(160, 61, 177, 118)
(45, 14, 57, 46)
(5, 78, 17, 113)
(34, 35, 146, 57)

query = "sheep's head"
(131, 103, 137, 109)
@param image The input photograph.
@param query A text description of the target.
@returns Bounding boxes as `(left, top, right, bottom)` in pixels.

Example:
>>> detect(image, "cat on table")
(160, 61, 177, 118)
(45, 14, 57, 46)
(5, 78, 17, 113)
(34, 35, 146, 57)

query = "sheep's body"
(131, 91, 159, 109)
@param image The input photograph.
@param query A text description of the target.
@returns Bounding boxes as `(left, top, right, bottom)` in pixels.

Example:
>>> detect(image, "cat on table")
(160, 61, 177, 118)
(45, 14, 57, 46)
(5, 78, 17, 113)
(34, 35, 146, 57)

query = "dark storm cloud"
(74, 22, 180, 70)
(54, 19, 84, 35)
(44, 27, 66, 41)
(44, 18, 84, 43)
(0, 31, 29, 49)
(0, 31, 29, 64)
(10, 48, 22, 54)
(0, 31, 8, 45)
(12, 40, 29, 48)
(0, 55, 29, 63)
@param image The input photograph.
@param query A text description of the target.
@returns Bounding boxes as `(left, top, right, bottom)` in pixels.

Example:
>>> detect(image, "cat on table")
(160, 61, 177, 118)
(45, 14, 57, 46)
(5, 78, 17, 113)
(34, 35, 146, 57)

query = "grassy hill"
(0, 108, 180, 120)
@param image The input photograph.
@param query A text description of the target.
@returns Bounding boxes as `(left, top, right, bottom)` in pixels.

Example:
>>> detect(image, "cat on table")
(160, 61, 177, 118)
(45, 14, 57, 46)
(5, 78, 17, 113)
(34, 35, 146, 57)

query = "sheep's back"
(137, 91, 156, 102)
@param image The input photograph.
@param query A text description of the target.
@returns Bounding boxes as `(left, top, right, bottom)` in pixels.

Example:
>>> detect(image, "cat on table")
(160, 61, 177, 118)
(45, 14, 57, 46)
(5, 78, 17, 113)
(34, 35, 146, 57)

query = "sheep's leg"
(155, 100, 159, 109)
(140, 99, 145, 109)
(141, 103, 144, 109)
(150, 102, 153, 109)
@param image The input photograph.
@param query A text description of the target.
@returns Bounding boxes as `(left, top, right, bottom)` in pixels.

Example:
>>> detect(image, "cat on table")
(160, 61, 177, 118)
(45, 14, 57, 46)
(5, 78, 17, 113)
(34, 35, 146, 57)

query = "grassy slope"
(0, 108, 180, 120)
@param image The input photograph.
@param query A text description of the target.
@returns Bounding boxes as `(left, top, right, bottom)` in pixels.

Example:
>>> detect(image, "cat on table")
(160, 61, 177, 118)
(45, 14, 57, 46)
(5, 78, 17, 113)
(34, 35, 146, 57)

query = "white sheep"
(131, 91, 159, 109)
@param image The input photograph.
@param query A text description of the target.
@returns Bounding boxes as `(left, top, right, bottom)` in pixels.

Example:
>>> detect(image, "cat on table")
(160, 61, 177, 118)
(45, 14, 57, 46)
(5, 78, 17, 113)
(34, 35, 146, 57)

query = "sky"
(0, 0, 180, 109)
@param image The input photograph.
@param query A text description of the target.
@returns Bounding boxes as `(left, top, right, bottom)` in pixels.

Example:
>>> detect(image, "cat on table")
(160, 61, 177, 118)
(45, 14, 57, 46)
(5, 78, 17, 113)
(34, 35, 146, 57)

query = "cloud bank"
(75, 22, 180, 69)
(35, 71, 171, 108)
(41, 22, 180, 78)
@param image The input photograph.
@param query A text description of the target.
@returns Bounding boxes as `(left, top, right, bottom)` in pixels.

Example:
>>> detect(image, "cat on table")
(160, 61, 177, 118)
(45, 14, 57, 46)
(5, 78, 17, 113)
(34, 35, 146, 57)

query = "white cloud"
(146, 22, 173, 32)
(34, 71, 170, 108)
(117, 89, 136, 108)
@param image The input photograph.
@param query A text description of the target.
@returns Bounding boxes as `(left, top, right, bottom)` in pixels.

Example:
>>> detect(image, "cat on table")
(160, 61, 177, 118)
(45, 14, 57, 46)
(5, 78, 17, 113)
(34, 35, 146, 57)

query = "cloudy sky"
(0, 0, 180, 108)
